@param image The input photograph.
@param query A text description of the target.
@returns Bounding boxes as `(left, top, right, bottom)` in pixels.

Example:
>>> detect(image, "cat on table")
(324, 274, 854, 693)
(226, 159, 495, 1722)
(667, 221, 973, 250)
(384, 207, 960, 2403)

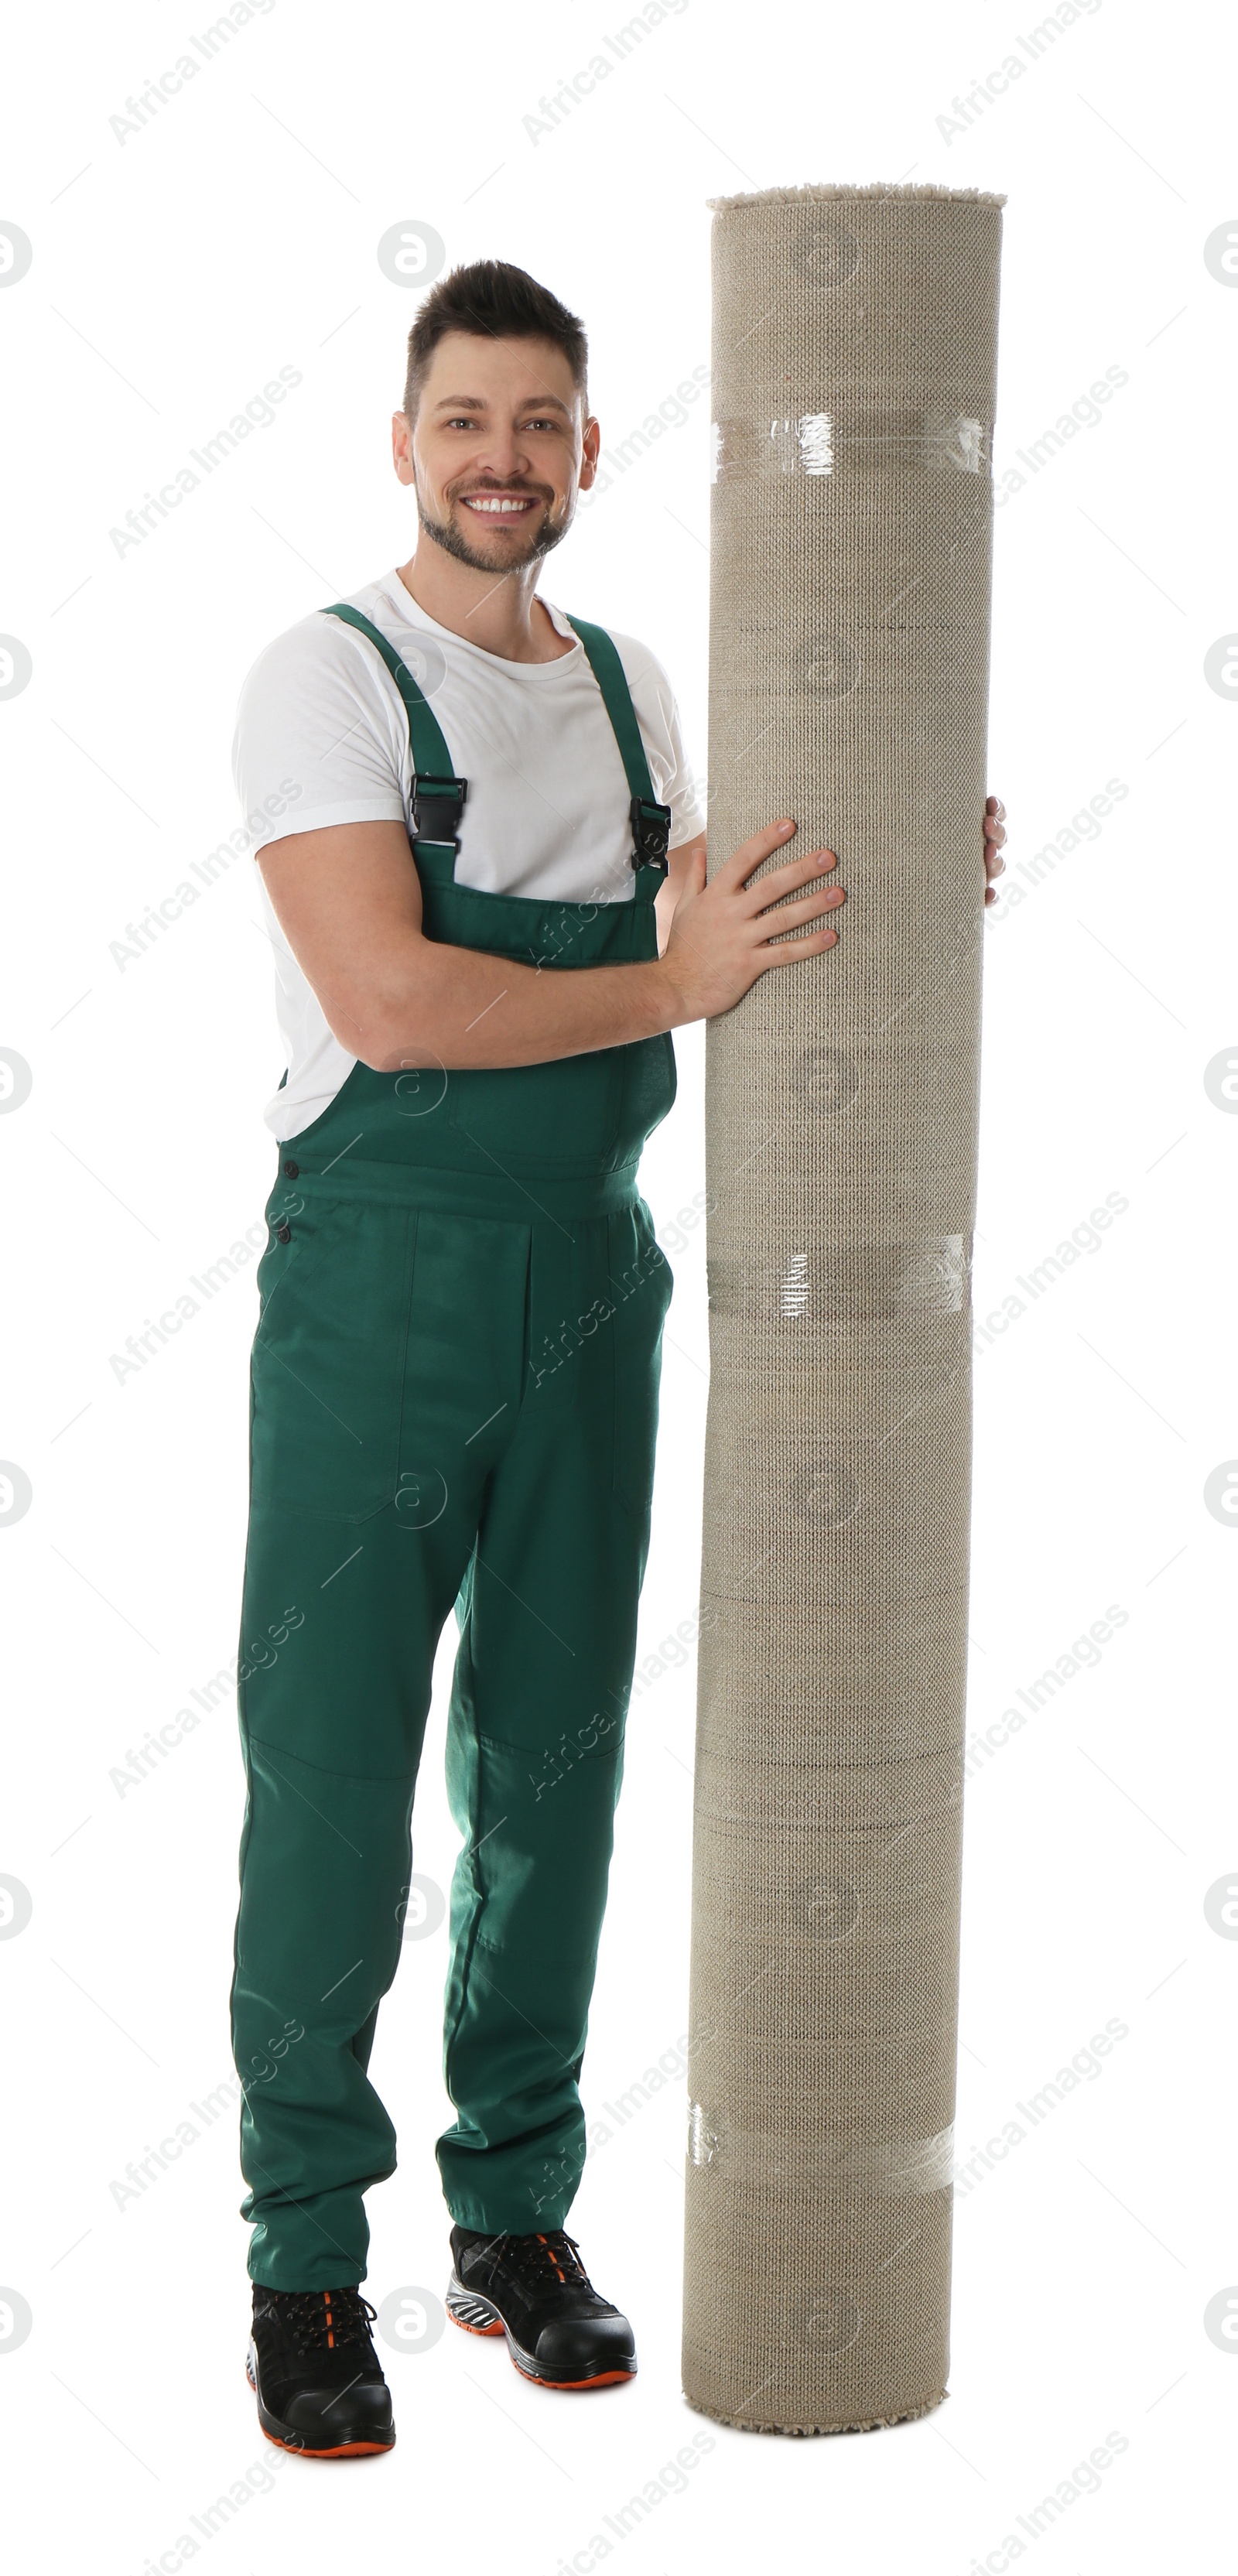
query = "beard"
(417, 484, 571, 574)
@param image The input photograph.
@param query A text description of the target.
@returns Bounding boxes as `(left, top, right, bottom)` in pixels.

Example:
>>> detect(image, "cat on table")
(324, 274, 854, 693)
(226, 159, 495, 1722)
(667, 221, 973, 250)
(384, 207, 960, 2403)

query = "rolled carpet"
(682, 180, 1005, 2434)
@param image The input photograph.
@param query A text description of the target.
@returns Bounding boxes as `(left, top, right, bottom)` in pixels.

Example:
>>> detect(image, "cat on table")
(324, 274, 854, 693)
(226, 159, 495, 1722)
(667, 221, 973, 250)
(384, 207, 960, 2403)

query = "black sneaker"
(247, 2285, 395, 2456)
(446, 2226, 636, 2390)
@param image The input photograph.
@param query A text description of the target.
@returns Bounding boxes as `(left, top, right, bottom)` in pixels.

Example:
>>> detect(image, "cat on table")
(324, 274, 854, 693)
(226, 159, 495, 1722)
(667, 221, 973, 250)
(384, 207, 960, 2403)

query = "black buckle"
(412, 771, 468, 852)
(630, 793, 672, 874)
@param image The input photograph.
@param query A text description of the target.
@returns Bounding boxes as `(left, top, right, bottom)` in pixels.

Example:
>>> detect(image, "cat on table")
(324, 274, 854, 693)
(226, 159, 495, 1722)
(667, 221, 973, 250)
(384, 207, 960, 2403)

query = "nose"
(467, 429, 530, 482)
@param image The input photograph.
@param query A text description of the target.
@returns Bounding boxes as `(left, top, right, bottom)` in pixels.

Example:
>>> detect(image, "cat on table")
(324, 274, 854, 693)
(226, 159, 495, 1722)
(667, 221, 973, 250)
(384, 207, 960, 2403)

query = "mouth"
(458, 492, 542, 521)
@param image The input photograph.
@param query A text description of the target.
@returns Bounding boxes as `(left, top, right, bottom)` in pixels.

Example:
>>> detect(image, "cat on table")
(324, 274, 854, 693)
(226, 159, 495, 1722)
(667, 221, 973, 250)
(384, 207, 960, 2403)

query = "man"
(230, 258, 1007, 2458)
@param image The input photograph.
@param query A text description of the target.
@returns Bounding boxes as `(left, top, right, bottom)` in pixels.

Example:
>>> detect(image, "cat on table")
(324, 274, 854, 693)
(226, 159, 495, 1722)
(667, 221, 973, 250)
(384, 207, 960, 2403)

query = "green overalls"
(231, 605, 678, 2290)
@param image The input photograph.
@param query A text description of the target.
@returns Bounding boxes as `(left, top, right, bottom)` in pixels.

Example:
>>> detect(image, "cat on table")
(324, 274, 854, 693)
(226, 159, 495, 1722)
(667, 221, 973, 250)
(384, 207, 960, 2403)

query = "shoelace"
(262, 2287, 378, 2355)
(485, 2230, 593, 2291)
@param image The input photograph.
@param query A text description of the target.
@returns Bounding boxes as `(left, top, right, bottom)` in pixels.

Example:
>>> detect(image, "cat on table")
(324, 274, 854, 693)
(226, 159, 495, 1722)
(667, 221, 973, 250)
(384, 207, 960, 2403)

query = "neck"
(395, 542, 569, 664)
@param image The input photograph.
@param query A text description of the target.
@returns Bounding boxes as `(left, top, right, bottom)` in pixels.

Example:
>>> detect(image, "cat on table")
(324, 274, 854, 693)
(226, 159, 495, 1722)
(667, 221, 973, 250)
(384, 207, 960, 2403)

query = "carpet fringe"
(709, 180, 1007, 211)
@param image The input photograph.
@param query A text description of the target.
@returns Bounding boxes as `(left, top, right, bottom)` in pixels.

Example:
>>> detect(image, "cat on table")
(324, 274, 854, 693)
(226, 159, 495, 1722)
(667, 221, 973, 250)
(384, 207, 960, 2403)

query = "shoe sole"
(445, 2277, 636, 2390)
(245, 2353, 395, 2457)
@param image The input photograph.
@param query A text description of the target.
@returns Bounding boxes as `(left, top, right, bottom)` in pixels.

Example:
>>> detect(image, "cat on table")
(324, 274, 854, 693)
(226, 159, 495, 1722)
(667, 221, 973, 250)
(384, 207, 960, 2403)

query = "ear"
(392, 412, 416, 485)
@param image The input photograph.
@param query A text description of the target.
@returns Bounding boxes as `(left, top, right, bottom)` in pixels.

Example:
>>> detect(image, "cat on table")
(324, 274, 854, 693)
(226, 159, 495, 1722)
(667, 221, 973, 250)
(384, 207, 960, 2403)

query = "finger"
(758, 923, 840, 967)
(985, 795, 1006, 819)
(754, 886, 846, 937)
(742, 850, 839, 912)
(714, 819, 802, 886)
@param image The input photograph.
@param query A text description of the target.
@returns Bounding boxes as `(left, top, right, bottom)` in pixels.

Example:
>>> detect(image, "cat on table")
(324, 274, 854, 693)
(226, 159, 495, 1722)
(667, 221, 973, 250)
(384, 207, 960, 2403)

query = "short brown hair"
(402, 259, 588, 424)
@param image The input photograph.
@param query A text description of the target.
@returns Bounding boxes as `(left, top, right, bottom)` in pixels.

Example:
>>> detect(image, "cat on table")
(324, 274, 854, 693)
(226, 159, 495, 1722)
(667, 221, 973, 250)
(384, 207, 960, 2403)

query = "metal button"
(275, 1223, 292, 1244)
(283, 1160, 299, 1178)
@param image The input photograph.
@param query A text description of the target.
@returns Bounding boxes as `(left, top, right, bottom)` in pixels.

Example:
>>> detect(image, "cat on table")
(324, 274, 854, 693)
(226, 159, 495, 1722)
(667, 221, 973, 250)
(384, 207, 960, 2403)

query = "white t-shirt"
(232, 565, 706, 1142)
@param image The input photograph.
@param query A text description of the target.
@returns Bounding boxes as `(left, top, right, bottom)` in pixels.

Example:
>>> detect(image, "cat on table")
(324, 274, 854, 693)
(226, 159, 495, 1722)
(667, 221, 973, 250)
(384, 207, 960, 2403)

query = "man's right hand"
(656, 820, 844, 1028)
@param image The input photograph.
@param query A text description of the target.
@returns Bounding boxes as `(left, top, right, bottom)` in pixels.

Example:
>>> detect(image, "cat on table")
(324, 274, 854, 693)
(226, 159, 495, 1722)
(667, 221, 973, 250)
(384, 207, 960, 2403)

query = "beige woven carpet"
(682, 180, 1004, 2434)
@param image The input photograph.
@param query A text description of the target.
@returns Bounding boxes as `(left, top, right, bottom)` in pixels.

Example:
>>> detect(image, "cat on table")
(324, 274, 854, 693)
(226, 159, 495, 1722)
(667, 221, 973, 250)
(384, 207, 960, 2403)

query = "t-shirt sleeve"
(231, 616, 409, 855)
(617, 636, 707, 850)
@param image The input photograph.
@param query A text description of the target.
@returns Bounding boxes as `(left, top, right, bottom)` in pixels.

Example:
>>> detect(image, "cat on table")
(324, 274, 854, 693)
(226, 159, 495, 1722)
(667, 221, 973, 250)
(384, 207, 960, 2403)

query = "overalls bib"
(231, 604, 679, 2288)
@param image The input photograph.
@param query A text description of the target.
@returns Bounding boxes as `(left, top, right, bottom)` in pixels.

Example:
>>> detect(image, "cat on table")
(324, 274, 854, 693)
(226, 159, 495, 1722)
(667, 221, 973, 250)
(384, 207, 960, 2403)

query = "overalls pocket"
(249, 1196, 414, 1521)
(614, 1030, 678, 1164)
(448, 1050, 622, 1169)
(607, 1199, 675, 1527)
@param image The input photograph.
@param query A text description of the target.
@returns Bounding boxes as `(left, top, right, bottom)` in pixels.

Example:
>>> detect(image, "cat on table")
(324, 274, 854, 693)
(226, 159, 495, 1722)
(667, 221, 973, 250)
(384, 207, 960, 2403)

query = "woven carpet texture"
(682, 180, 1004, 2434)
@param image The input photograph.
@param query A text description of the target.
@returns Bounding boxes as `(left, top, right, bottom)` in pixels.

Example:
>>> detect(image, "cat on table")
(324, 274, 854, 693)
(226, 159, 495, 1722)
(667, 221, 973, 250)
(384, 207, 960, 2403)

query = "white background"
(1, 0, 1234, 2568)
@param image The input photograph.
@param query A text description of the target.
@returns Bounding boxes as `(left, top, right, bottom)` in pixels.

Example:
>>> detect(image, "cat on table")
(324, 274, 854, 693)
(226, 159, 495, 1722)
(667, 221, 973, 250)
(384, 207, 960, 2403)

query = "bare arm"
(655, 830, 705, 955)
(255, 818, 845, 1073)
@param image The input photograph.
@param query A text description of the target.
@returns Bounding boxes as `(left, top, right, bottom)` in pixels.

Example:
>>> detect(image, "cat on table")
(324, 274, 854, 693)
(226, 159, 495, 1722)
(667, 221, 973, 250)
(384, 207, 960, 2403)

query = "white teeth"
(463, 497, 533, 513)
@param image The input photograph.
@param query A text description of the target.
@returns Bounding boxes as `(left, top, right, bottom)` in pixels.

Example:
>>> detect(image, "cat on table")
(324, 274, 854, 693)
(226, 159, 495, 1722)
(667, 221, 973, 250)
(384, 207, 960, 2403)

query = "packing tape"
(711, 408, 990, 482)
(707, 1236, 970, 1319)
(687, 2103, 956, 2194)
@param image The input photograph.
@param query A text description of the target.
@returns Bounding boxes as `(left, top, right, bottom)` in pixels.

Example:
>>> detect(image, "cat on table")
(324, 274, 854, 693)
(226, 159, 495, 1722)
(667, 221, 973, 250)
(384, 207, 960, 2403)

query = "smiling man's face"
(393, 329, 600, 576)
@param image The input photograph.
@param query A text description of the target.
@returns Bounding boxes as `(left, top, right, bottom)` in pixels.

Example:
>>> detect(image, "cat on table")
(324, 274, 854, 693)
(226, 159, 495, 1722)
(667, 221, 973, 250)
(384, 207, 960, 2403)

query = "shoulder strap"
(566, 615, 672, 874)
(322, 600, 670, 875)
(321, 603, 467, 851)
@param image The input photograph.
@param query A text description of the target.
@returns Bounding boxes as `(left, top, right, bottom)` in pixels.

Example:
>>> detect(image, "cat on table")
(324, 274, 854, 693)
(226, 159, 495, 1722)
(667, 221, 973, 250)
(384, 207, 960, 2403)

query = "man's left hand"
(983, 795, 1007, 906)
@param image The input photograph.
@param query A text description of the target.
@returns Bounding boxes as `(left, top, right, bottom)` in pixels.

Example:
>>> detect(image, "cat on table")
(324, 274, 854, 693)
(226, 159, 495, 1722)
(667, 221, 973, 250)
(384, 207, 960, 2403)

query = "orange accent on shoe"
(536, 2232, 567, 2284)
(509, 2356, 634, 2391)
(446, 2307, 504, 2338)
(257, 2423, 393, 2458)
